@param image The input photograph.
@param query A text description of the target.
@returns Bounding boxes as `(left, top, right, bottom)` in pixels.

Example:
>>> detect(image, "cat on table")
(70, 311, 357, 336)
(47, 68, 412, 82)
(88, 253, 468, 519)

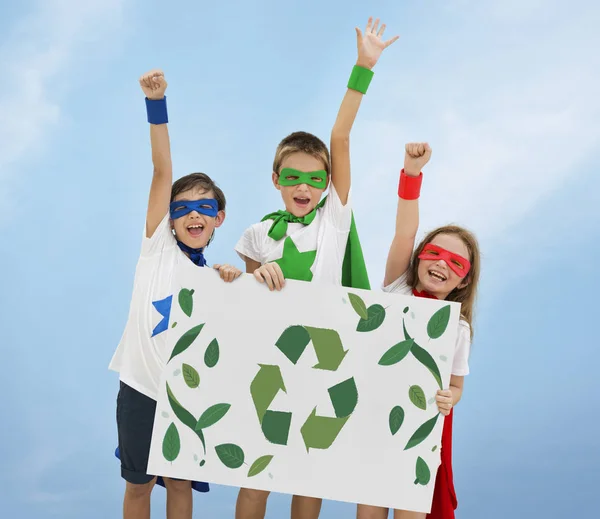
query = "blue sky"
(1, 0, 598, 517)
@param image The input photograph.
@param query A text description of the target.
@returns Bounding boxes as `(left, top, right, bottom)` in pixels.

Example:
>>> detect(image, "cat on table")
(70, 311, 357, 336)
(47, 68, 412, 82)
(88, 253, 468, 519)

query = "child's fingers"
(254, 269, 266, 284)
(372, 18, 380, 34)
(262, 268, 276, 291)
(438, 406, 451, 416)
(265, 264, 282, 291)
(272, 263, 286, 288)
(406, 143, 419, 157)
(218, 264, 231, 282)
(220, 266, 229, 281)
(384, 35, 400, 48)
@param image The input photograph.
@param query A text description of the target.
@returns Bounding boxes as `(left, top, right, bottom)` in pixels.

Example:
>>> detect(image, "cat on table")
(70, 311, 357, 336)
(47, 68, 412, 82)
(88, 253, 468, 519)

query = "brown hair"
(171, 172, 226, 211)
(406, 225, 481, 339)
(170, 172, 226, 247)
(272, 131, 330, 175)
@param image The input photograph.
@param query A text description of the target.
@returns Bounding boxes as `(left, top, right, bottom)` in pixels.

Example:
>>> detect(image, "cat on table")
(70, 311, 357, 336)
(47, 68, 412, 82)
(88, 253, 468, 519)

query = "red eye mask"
(417, 243, 471, 278)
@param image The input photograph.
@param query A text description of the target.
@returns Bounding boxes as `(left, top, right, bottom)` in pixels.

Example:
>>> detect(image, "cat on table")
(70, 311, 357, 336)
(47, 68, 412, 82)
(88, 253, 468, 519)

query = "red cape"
(427, 408, 457, 519)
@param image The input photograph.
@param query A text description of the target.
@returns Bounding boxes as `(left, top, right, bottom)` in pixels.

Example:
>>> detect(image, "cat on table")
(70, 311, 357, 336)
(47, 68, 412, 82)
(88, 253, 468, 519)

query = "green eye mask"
(278, 168, 327, 189)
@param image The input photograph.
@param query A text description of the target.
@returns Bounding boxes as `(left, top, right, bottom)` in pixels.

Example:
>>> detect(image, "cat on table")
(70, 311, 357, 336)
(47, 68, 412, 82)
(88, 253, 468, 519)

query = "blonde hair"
(272, 131, 330, 175)
(406, 225, 481, 340)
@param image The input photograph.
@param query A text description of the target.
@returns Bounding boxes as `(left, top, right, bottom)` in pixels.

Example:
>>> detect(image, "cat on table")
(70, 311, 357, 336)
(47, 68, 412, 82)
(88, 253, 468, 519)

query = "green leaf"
(389, 406, 405, 436)
(409, 385, 427, 410)
(178, 288, 195, 317)
(403, 306, 409, 314)
(404, 414, 439, 450)
(166, 382, 206, 454)
(162, 423, 181, 462)
(172, 322, 177, 328)
(348, 293, 368, 320)
(427, 305, 451, 339)
(204, 338, 219, 368)
(197, 428, 206, 455)
(199, 459, 206, 467)
(411, 342, 443, 389)
(169, 324, 205, 362)
(432, 445, 438, 452)
(414, 456, 431, 485)
(378, 339, 414, 366)
(402, 319, 412, 340)
(195, 403, 231, 430)
(356, 304, 386, 332)
(215, 443, 245, 469)
(182, 363, 200, 389)
(247, 455, 274, 477)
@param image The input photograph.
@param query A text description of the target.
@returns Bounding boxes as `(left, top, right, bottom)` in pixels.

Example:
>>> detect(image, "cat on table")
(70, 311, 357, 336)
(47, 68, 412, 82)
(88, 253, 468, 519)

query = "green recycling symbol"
(250, 325, 358, 451)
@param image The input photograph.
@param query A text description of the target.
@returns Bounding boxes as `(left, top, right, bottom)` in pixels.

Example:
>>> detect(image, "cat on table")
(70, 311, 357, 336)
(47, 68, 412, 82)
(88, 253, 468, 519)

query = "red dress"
(413, 289, 458, 518)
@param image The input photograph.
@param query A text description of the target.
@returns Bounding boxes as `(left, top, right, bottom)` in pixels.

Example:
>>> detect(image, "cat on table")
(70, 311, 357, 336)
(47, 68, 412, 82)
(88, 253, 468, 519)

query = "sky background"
(0, 0, 598, 517)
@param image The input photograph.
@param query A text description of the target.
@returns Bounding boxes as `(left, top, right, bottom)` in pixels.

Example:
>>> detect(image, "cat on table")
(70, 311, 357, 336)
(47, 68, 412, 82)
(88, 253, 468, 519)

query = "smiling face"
(416, 233, 471, 299)
(272, 152, 329, 217)
(170, 186, 225, 248)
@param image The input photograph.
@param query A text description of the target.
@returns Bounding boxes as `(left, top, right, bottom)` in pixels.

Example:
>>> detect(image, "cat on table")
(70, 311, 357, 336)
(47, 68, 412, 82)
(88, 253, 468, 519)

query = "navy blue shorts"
(115, 381, 209, 491)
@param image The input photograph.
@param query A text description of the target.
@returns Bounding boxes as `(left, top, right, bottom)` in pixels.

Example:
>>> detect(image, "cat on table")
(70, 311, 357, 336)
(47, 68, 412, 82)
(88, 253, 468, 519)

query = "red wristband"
(398, 169, 423, 200)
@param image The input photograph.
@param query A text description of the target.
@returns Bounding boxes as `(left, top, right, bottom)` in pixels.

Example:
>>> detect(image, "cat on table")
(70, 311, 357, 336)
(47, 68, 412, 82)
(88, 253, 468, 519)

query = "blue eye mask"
(169, 199, 219, 219)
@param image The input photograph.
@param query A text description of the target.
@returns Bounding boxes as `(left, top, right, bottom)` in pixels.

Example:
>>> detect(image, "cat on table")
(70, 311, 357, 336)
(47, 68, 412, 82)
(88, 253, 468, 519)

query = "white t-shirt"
(109, 214, 188, 400)
(235, 183, 352, 286)
(382, 273, 471, 376)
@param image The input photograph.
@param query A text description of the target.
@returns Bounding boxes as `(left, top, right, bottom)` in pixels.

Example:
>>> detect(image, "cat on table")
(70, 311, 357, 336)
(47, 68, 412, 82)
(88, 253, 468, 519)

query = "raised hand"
(139, 69, 167, 100)
(404, 142, 432, 176)
(355, 17, 399, 69)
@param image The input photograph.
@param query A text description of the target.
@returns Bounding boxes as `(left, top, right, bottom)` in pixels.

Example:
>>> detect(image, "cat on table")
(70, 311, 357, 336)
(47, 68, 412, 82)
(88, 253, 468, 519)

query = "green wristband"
(347, 65, 374, 94)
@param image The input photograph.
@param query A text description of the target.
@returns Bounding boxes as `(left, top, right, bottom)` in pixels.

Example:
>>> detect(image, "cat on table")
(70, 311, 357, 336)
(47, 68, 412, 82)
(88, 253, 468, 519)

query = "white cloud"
(0, 0, 126, 218)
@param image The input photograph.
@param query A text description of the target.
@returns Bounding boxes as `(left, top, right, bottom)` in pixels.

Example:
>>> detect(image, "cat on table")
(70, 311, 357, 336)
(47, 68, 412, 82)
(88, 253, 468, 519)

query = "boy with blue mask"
(234, 17, 399, 519)
(109, 69, 242, 519)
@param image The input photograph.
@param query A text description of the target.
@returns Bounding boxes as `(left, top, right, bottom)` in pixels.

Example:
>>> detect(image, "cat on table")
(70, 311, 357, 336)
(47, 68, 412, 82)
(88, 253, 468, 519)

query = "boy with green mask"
(234, 16, 399, 519)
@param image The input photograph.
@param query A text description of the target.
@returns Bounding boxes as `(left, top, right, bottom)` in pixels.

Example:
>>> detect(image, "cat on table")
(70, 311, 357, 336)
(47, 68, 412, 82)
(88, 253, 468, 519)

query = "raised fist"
(139, 69, 167, 100)
(404, 143, 432, 176)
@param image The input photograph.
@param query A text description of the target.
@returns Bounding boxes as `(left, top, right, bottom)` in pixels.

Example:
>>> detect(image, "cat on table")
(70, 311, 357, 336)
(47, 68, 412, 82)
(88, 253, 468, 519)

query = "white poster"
(147, 264, 460, 513)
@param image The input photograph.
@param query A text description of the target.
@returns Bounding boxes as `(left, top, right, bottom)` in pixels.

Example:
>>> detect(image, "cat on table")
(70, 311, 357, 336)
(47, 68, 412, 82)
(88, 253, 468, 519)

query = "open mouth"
(187, 224, 204, 238)
(293, 197, 310, 208)
(428, 269, 447, 282)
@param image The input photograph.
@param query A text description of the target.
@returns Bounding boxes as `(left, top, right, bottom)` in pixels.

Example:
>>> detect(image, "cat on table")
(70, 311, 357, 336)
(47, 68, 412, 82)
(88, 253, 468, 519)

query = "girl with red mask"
(357, 143, 481, 519)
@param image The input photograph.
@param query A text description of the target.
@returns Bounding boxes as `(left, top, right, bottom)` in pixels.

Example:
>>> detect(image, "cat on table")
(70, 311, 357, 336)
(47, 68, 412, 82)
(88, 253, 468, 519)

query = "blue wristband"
(145, 96, 168, 125)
